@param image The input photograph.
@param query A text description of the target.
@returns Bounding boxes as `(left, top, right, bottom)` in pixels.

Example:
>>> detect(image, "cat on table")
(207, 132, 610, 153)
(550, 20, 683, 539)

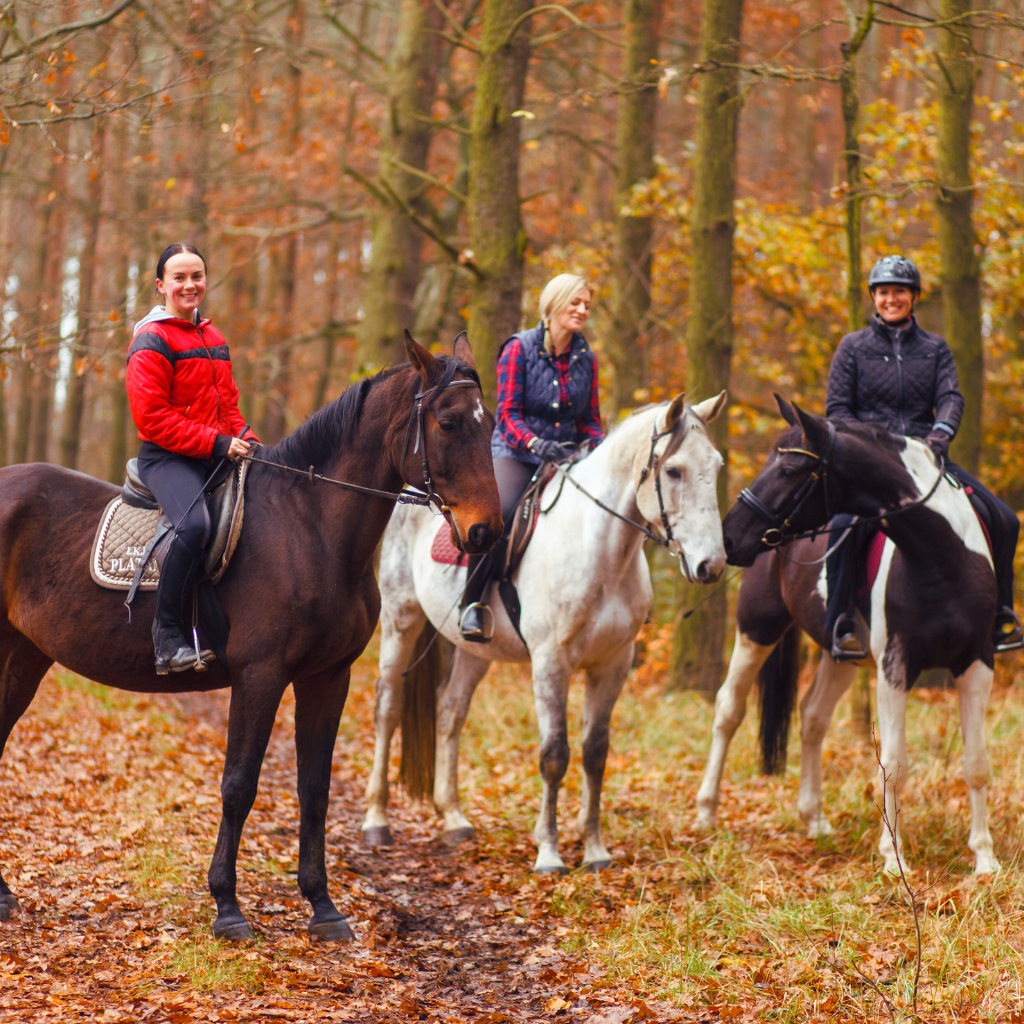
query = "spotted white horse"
(362, 394, 728, 873)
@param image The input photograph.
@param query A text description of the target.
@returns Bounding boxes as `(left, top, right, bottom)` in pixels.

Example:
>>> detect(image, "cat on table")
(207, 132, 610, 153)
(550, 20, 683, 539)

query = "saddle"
(89, 458, 248, 591)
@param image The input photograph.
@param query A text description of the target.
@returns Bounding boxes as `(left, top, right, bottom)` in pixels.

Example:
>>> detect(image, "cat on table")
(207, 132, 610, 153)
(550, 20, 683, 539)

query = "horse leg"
(874, 674, 910, 875)
(361, 604, 427, 847)
(695, 628, 774, 829)
(797, 653, 857, 838)
(208, 671, 287, 940)
(531, 658, 572, 874)
(0, 635, 52, 920)
(576, 649, 631, 871)
(294, 667, 355, 941)
(955, 660, 999, 875)
(434, 648, 490, 843)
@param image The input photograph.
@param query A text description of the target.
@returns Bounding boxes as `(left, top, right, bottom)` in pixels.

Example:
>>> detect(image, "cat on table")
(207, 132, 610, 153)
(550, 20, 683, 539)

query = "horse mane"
(777, 417, 906, 460)
(260, 355, 481, 471)
(604, 399, 705, 464)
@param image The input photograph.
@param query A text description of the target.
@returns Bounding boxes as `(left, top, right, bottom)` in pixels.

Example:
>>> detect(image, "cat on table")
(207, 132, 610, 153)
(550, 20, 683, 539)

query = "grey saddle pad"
(90, 460, 248, 590)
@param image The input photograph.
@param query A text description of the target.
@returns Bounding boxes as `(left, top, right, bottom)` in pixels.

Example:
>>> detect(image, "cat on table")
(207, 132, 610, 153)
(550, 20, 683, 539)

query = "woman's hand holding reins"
(227, 437, 253, 461)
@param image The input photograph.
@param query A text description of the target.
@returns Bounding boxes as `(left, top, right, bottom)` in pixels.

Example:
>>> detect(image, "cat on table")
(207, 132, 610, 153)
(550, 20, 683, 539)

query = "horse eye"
(779, 466, 794, 478)
(439, 420, 457, 433)
(665, 467, 682, 480)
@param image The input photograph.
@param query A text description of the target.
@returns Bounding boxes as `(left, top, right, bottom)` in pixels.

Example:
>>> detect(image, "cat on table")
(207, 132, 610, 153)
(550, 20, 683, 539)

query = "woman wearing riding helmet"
(459, 273, 605, 641)
(126, 243, 259, 674)
(824, 254, 1022, 659)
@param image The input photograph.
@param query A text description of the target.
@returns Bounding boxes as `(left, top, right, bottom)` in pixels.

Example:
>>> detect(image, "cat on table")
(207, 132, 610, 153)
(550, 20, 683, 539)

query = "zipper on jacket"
(197, 321, 224, 431)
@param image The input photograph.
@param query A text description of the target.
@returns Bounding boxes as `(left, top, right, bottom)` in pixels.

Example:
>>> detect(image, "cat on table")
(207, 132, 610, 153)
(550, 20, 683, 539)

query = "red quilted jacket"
(126, 308, 258, 460)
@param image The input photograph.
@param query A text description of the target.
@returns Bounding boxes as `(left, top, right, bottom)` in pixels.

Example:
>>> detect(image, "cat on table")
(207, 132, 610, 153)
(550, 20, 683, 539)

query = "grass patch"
(166, 934, 277, 993)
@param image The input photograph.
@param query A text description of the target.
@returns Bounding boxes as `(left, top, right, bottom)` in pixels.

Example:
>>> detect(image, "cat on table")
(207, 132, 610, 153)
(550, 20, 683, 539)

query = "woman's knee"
(176, 506, 210, 555)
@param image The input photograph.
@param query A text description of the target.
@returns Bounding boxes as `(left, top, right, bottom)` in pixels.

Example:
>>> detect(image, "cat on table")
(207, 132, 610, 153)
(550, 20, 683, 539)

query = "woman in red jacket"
(126, 243, 259, 674)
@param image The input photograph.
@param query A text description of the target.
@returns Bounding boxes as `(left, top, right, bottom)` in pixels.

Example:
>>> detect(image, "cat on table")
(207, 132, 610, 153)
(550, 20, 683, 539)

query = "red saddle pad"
(430, 521, 467, 566)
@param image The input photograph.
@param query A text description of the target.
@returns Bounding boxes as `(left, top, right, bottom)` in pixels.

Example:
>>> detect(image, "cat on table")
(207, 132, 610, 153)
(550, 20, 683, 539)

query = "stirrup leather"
(459, 602, 494, 643)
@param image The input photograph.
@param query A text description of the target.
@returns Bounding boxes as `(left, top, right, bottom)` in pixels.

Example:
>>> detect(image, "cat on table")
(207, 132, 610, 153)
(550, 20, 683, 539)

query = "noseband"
(402, 377, 481, 516)
(736, 421, 837, 547)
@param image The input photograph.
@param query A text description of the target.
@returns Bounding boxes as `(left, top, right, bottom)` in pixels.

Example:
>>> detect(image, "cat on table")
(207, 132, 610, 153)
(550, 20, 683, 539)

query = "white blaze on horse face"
(472, 398, 485, 425)
(899, 440, 991, 563)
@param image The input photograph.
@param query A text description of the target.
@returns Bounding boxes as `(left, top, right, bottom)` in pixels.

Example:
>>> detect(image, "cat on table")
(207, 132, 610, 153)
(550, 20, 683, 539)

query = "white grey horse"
(362, 393, 727, 873)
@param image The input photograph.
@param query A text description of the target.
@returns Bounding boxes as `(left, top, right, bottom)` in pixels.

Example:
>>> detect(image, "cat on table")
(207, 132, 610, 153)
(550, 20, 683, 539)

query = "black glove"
(531, 438, 577, 463)
(925, 429, 950, 460)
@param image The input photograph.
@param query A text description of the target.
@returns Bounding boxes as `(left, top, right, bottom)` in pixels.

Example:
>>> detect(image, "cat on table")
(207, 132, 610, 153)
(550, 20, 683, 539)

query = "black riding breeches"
(462, 457, 537, 609)
(825, 463, 1020, 633)
(136, 442, 214, 640)
(944, 464, 1019, 611)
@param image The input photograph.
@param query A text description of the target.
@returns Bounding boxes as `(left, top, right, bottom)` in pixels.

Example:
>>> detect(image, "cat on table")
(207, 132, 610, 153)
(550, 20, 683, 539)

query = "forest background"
(1, 0, 1023, 689)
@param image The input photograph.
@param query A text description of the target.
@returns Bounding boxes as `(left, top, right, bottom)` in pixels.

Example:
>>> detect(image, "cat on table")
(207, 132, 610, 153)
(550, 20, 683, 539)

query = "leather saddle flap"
(503, 463, 558, 579)
(93, 460, 248, 590)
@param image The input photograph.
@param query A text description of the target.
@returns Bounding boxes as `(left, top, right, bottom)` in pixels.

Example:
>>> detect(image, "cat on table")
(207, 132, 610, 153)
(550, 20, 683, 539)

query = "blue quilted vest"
(491, 323, 596, 462)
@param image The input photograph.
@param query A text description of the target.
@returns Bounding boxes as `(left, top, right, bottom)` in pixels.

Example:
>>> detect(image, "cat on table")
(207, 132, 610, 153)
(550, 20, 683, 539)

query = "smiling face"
(157, 252, 207, 321)
(552, 288, 591, 336)
(872, 283, 916, 324)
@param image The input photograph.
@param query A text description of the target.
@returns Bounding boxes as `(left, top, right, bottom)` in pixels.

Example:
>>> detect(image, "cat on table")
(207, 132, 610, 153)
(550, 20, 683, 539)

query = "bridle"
(736, 420, 946, 550)
(736, 421, 838, 547)
(638, 418, 684, 551)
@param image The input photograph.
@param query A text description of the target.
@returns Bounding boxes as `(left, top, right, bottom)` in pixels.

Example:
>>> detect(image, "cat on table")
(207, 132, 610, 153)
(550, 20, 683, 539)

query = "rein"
(245, 377, 481, 514)
(737, 421, 946, 549)
(550, 417, 683, 553)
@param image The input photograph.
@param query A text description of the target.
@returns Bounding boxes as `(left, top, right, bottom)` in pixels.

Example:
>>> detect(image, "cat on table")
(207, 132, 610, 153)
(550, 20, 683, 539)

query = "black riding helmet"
(868, 255, 921, 294)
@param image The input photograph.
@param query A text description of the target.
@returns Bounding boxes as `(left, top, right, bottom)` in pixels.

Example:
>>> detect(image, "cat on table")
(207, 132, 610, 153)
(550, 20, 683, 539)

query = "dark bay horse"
(697, 396, 999, 875)
(0, 332, 501, 940)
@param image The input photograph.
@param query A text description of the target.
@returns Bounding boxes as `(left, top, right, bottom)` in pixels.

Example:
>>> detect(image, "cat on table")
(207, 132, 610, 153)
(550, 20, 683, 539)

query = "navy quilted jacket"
(825, 315, 964, 439)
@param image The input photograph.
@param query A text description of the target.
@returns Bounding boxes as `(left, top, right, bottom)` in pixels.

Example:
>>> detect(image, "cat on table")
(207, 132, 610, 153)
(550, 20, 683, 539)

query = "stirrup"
(830, 614, 868, 662)
(459, 602, 493, 644)
(994, 608, 1024, 653)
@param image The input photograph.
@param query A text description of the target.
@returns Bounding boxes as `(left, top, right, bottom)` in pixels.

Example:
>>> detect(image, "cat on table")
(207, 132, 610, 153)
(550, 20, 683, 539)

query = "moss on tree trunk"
(670, 0, 744, 694)
(935, 0, 981, 473)
(606, 0, 661, 413)
(467, 0, 534, 404)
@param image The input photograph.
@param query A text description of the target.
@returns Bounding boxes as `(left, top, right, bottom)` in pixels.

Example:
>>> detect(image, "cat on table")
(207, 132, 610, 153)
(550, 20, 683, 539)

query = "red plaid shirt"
(496, 335, 605, 455)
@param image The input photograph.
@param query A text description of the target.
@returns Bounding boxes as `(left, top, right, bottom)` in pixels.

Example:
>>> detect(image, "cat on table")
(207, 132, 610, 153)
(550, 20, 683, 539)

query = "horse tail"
(758, 625, 800, 775)
(398, 622, 448, 802)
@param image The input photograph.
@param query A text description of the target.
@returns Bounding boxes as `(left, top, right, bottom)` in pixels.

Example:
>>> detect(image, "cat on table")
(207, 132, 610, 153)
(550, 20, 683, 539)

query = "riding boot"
(994, 607, 1024, 653)
(153, 536, 215, 674)
(459, 552, 494, 643)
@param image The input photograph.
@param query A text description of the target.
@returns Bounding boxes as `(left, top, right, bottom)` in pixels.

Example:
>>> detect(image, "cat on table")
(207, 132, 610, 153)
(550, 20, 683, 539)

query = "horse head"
(401, 330, 502, 556)
(635, 390, 728, 584)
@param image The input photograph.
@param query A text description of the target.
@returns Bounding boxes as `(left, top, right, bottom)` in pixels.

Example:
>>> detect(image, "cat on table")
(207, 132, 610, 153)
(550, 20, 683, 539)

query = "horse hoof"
(0, 894, 20, 922)
(533, 864, 569, 876)
(309, 917, 355, 943)
(582, 859, 611, 873)
(441, 827, 476, 847)
(212, 915, 256, 941)
(362, 826, 394, 848)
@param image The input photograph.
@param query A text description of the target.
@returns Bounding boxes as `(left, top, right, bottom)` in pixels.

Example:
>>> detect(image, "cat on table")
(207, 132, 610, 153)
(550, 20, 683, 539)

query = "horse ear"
(792, 402, 831, 455)
(405, 329, 441, 383)
(664, 393, 686, 431)
(775, 392, 797, 426)
(452, 330, 476, 369)
(691, 390, 727, 424)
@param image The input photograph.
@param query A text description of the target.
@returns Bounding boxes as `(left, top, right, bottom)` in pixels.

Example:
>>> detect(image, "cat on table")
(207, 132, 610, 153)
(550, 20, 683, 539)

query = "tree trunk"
(467, 0, 534, 404)
(60, 115, 108, 469)
(357, 0, 443, 368)
(605, 0, 661, 413)
(935, 0, 981, 473)
(12, 361, 32, 464)
(669, 0, 745, 694)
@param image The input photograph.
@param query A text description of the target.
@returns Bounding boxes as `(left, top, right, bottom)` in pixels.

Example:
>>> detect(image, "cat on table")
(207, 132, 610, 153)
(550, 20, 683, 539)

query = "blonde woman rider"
(459, 274, 605, 641)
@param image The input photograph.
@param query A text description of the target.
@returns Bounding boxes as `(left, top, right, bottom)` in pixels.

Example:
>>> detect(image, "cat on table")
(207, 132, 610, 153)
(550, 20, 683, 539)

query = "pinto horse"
(363, 394, 728, 873)
(696, 396, 999, 875)
(0, 333, 501, 940)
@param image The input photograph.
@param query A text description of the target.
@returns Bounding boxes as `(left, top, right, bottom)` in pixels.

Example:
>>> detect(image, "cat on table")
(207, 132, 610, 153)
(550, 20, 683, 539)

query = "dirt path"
(0, 672, 675, 1023)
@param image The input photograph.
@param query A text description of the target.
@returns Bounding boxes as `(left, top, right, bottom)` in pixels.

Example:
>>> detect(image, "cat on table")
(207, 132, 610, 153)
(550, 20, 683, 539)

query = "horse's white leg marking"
(955, 659, 999, 875)
(696, 628, 774, 829)
(875, 673, 910, 875)
(433, 647, 491, 835)
(798, 653, 857, 838)
(577, 647, 632, 869)
(531, 656, 573, 873)
(362, 602, 427, 834)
